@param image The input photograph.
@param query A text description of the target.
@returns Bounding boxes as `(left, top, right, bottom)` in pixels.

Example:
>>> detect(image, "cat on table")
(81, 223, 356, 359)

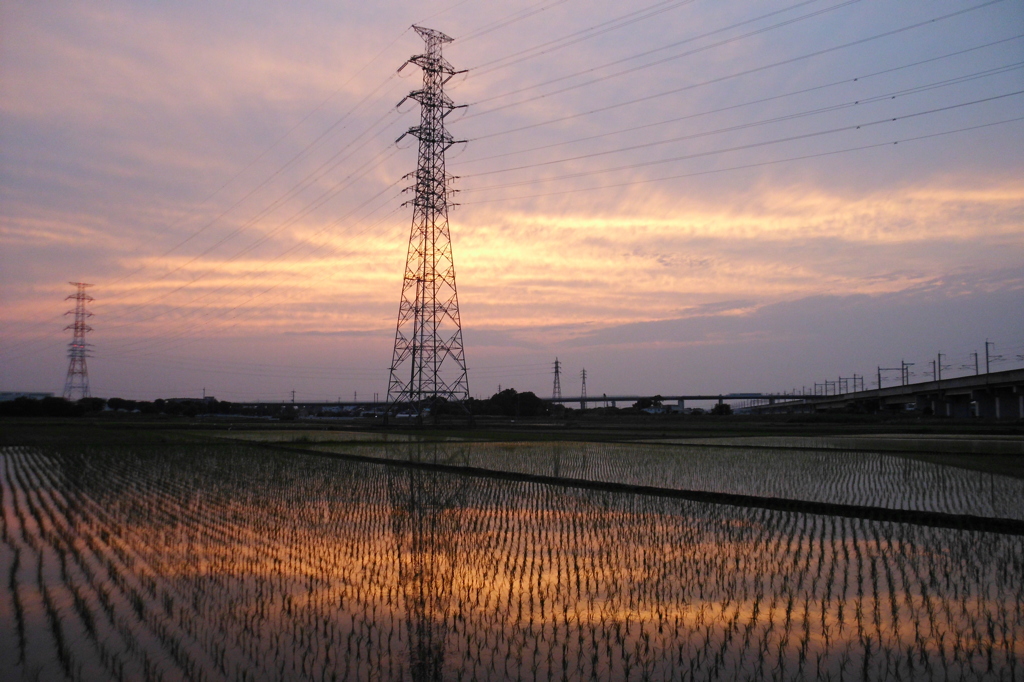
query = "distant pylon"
(386, 26, 469, 419)
(552, 358, 562, 401)
(580, 368, 587, 410)
(63, 282, 93, 400)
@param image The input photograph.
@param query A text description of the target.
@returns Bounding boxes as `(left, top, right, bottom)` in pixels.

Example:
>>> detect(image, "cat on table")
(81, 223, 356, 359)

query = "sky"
(1, 0, 1023, 402)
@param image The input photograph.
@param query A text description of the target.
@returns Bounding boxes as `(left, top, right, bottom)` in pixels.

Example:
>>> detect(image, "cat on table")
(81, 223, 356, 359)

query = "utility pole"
(971, 352, 979, 375)
(291, 390, 296, 404)
(901, 360, 914, 386)
(580, 369, 587, 410)
(985, 339, 1002, 374)
(552, 358, 562, 401)
(937, 353, 946, 381)
(838, 375, 861, 394)
(386, 26, 469, 420)
(63, 282, 93, 401)
(843, 376, 853, 393)
(878, 366, 901, 389)
(929, 360, 937, 382)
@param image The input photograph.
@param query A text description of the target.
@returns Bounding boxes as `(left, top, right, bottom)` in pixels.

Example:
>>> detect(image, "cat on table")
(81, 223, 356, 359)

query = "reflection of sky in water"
(313, 439, 1024, 520)
(1, 444, 1021, 680)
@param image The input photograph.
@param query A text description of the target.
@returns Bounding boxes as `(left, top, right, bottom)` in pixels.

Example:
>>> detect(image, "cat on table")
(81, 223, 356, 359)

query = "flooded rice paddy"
(303, 439, 1024, 520)
(1, 437, 1022, 680)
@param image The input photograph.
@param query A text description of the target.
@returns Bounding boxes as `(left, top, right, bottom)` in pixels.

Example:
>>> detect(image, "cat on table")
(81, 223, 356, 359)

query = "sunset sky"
(2, 0, 1023, 402)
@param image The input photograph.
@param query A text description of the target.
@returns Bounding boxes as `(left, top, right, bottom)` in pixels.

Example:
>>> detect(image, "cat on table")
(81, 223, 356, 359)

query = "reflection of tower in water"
(387, 442, 466, 681)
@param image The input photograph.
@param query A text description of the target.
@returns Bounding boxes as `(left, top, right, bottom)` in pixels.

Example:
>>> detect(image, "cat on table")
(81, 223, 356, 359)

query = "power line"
(460, 91, 1024, 188)
(458, 0, 573, 44)
(98, 136, 404, 327)
(464, 34, 1024, 144)
(458, 60, 1024, 164)
(462, 0, 700, 72)
(466, 0, 836, 92)
(95, 106, 407, 319)
(97, 187, 408, 355)
(104, 33, 412, 290)
(462, 0, 1006, 120)
(459, 115, 1024, 205)
(49, 180, 409, 361)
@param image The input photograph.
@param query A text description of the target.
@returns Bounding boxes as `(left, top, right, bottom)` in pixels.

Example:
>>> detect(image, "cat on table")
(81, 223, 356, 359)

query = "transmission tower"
(552, 358, 562, 401)
(386, 26, 469, 419)
(63, 282, 93, 401)
(580, 368, 587, 410)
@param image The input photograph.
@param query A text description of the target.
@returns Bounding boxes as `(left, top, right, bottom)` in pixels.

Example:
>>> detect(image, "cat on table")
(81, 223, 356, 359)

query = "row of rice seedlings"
(6, 443, 1023, 680)
(7, 446, 217, 681)
(320, 439, 1024, 520)
(0, 451, 31, 670)
(222, 446, 1015, 675)
(2, 448, 124, 680)
(195, 446, 1024, 675)
(249, 446, 1024, 675)
(67, 444, 411, 675)
(35, 446, 265, 680)
(19, 447, 183, 678)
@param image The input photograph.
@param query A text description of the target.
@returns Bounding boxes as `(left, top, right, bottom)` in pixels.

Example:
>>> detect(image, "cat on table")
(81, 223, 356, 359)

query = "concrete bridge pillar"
(973, 390, 997, 418)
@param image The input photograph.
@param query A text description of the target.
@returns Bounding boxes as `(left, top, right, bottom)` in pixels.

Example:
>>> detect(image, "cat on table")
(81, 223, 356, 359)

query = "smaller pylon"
(580, 368, 587, 410)
(63, 282, 93, 400)
(552, 358, 562, 401)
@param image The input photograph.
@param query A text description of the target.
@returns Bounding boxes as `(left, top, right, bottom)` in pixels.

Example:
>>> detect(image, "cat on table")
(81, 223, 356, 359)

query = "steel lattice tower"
(63, 282, 93, 400)
(387, 26, 469, 418)
(552, 358, 562, 401)
(580, 368, 587, 410)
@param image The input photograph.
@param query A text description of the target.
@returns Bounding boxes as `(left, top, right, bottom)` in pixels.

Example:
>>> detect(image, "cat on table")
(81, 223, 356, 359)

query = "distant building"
(0, 392, 54, 402)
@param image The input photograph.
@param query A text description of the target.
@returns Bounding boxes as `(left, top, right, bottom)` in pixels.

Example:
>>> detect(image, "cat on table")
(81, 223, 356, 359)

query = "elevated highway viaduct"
(747, 368, 1024, 419)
